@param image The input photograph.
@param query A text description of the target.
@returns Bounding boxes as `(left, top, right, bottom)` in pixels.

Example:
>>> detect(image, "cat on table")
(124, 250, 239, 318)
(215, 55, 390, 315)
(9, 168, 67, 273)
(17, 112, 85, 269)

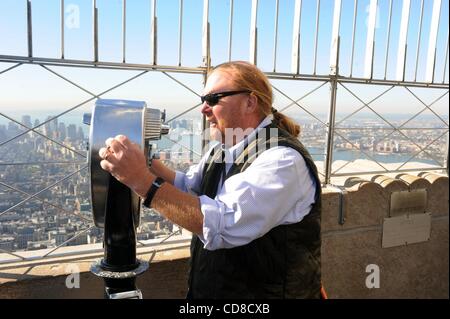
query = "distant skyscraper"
(67, 124, 77, 140)
(51, 117, 59, 139)
(21, 115, 32, 128)
(21, 115, 33, 137)
(50, 117, 58, 132)
(44, 116, 53, 137)
(7, 122, 20, 136)
(58, 122, 66, 140)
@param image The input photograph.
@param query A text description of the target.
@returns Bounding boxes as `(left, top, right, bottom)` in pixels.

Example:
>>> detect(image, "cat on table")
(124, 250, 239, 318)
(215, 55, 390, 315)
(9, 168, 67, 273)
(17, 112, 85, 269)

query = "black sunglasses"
(200, 90, 251, 107)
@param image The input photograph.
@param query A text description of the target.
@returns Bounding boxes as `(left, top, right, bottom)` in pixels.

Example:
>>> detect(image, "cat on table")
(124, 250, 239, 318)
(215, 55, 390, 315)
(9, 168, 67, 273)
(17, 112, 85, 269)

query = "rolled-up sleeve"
(174, 171, 189, 192)
(173, 167, 202, 194)
(198, 146, 316, 250)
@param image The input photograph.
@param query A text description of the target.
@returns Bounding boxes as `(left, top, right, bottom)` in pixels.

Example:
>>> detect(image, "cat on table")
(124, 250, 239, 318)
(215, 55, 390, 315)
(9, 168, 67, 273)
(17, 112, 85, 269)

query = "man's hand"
(99, 135, 203, 235)
(99, 135, 153, 197)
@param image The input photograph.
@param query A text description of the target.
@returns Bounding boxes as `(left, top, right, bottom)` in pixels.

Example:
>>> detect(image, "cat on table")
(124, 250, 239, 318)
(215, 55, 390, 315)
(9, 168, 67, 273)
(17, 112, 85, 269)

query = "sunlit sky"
(0, 0, 448, 122)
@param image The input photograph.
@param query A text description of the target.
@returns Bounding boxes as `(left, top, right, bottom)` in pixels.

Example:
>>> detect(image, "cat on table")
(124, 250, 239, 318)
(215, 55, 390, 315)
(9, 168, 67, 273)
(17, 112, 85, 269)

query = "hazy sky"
(0, 0, 448, 121)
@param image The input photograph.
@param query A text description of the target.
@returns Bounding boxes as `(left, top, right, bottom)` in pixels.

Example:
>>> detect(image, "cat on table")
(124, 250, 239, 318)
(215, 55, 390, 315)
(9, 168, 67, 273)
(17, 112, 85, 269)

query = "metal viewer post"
(83, 99, 169, 299)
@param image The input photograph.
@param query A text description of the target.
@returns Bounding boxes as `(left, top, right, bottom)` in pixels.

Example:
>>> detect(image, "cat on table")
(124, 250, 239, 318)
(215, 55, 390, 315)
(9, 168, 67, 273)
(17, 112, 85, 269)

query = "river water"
(156, 134, 441, 166)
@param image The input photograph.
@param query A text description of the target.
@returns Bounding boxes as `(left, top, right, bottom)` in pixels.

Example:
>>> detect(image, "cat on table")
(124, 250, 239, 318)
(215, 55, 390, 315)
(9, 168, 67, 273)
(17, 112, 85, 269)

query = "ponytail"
(271, 108, 301, 138)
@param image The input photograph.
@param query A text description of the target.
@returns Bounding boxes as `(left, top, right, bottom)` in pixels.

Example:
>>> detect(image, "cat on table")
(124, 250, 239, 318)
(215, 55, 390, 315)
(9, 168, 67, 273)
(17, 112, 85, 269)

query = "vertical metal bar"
(413, 0, 425, 82)
(443, 29, 449, 84)
(384, 0, 393, 80)
(325, 78, 338, 185)
(426, 0, 442, 83)
(228, 0, 234, 61)
(313, 0, 320, 75)
(249, 0, 258, 65)
(364, 0, 377, 79)
(329, 0, 342, 76)
(202, 0, 210, 67)
(151, 0, 157, 65)
(178, 0, 183, 66)
(61, 0, 65, 59)
(325, 37, 340, 185)
(202, 69, 209, 153)
(349, 0, 358, 77)
(93, 0, 98, 62)
(338, 188, 347, 224)
(396, 0, 411, 81)
(291, 0, 302, 74)
(27, 0, 33, 58)
(272, 0, 279, 72)
(122, 0, 126, 63)
(446, 130, 449, 176)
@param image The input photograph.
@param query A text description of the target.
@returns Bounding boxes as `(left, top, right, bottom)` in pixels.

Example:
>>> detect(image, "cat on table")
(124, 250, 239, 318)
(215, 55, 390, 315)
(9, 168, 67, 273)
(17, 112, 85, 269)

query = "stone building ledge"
(0, 171, 448, 298)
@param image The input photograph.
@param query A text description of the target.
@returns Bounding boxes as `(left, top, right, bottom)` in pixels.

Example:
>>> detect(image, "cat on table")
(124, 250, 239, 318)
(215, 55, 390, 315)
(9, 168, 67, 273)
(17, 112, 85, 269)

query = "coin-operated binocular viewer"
(83, 99, 169, 299)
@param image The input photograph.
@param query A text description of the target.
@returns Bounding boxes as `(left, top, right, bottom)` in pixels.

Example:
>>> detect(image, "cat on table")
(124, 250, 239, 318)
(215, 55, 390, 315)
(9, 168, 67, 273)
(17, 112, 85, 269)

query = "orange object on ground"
(320, 286, 328, 299)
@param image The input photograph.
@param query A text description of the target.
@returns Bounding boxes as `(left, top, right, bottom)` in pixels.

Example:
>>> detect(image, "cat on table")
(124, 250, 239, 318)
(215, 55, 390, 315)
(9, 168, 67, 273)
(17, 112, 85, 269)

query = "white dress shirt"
(174, 115, 317, 250)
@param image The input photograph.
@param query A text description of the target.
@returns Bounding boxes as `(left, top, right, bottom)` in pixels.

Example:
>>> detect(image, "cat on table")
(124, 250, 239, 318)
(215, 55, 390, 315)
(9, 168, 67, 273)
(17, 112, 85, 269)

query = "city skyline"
(0, 115, 181, 253)
(0, 109, 447, 253)
(0, 0, 448, 255)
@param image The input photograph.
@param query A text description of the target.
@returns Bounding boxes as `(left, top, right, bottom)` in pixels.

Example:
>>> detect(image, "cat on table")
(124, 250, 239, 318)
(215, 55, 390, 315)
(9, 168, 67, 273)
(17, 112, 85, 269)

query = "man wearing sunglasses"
(99, 61, 321, 299)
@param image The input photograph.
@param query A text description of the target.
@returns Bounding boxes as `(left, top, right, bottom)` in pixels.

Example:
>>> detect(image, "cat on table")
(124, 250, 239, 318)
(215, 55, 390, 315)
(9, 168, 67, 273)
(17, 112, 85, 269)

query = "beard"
(203, 122, 224, 146)
(207, 118, 246, 147)
(209, 124, 224, 142)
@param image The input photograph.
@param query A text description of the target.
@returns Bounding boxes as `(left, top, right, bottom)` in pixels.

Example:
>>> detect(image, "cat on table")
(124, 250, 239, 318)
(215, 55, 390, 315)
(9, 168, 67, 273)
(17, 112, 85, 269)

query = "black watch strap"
(143, 177, 165, 208)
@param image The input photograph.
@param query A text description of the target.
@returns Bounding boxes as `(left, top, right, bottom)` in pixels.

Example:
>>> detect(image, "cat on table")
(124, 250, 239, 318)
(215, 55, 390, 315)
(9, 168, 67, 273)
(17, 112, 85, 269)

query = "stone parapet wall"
(1, 172, 448, 298)
(322, 172, 449, 298)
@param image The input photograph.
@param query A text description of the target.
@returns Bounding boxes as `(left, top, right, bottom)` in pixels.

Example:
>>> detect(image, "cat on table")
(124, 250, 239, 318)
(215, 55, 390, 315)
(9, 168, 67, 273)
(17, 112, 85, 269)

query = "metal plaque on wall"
(390, 189, 427, 216)
(382, 213, 431, 248)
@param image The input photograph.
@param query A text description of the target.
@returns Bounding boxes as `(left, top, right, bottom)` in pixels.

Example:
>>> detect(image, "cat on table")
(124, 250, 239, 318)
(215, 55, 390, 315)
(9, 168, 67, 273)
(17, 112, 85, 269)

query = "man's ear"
(246, 93, 258, 114)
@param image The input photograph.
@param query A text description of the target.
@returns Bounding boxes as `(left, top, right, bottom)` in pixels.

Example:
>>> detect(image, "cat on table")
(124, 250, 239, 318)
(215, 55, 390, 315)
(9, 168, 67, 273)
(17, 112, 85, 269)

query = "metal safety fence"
(0, 0, 448, 264)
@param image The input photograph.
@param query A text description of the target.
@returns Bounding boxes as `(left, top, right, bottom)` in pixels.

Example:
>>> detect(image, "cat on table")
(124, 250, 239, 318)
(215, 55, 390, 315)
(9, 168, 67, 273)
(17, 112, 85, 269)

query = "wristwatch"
(143, 177, 165, 208)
